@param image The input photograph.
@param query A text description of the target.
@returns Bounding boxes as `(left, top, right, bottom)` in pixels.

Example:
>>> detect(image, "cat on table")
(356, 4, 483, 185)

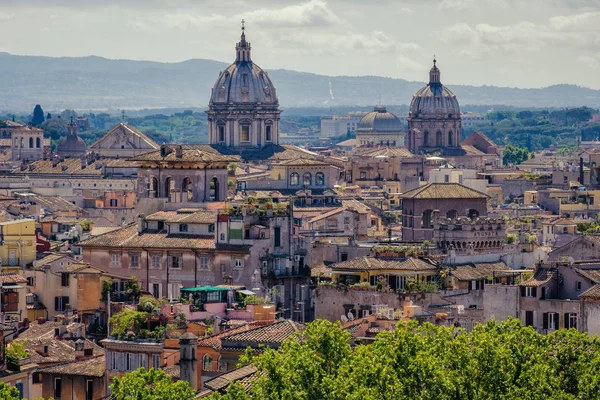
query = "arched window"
(448, 130, 453, 146)
(290, 173, 299, 186)
(150, 177, 159, 198)
(265, 125, 272, 142)
(436, 131, 442, 146)
(240, 124, 250, 142)
(423, 131, 429, 146)
(422, 209, 433, 228)
(29, 137, 33, 148)
(36, 137, 41, 148)
(218, 356, 227, 372)
(203, 354, 212, 371)
(182, 177, 193, 201)
(164, 177, 172, 198)
(210, 177, 220, 201)
(217, 125, 225, 143)
(303, 172, 312, 186)
(315, 172, 325, 186)
(446, 209, 458, 219)
(468, 209, 480, 219)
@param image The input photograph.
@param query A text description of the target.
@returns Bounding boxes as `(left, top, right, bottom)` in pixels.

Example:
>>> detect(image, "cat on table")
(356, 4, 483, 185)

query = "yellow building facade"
(0, 219, 36, 271)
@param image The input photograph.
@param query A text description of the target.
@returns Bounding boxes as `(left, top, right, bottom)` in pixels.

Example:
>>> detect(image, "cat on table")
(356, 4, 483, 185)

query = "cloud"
(438, 0, 509, 10)
(549, 11, 600, 30)
(0, 12, 15, 21)
(244, 0, 342, 27)
(396, 54, 424, 72)
(579, 55, 600, 70)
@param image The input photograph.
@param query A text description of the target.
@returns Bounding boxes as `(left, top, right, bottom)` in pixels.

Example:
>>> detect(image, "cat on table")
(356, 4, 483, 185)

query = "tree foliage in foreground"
(211, 318, 600, 400)
(110, 367, 195, 400)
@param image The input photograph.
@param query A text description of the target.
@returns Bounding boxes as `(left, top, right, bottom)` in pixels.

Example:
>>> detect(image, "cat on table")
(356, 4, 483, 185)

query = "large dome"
(209, 28, 278, 106)
(357, 106, 402, 132)
(409, 60, 460, 119)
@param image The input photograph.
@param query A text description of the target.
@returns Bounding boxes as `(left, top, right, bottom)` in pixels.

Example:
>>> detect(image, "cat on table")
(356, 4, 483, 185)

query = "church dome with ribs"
(209, 26, 278, 107)
(409, 59, 460, 119)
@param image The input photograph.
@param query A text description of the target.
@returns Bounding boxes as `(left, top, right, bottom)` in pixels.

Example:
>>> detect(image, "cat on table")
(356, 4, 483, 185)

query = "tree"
(125, 276, 141, 302)
(32, 104, 45, 126)
(110, 368, 195, 400)
(227, 162, 238, 176)
(109, 309, 146, 339)
(503, 144, 529, 165)
(6, 341, 28, 371)
(0, 382, 19, 400)
(46, 112, 52, 120)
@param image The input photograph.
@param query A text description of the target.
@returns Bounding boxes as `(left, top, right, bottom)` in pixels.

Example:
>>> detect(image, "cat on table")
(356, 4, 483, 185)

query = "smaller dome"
(57, 118, 87, 156)
(357, 106, 402, 132)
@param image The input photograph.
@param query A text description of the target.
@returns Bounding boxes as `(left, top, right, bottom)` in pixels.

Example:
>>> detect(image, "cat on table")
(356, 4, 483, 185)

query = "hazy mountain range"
(1, 52, 599, 112)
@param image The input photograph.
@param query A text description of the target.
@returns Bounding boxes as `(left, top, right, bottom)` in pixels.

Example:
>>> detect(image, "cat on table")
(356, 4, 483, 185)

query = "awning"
(237, 290, 256, 296)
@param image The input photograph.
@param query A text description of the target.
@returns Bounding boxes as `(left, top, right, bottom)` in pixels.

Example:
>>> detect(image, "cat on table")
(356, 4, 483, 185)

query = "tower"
(179, 332, 198, 390)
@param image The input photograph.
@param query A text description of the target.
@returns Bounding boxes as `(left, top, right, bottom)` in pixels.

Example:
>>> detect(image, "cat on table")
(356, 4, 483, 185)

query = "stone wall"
(483, 285, 520, 321)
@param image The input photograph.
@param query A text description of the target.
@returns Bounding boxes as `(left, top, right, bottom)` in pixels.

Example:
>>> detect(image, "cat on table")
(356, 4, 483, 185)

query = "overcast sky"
(0, 0, 599, 89)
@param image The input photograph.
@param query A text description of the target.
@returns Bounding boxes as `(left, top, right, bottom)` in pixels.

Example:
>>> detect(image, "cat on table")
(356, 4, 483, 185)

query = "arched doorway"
(164, 177, 172, 199)
(182, 177, 193, 201)
(210, 177, 220, 201)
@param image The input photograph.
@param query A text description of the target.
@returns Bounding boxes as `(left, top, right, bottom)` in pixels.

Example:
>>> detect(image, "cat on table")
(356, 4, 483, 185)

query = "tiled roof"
(580, 284, 600, 300)
(19, 195, 84, 213)
(89, 122, 159, 151)
(62, 263, 103, 273)
(16, 320, 85, 341)
(35, 253, 70, 268)
(400, 183, 488, 199)
(331, 257, 437, 272)
(0, 323, 15, 332)
(129, 144, 239, 163)
(449, 262, 514, 281)
(274, 158, 331, 167)
(163, 364, 180, 379)
(460, 144, 486, 156)
(547, 218, 577, 226)
(145, 210, 216, 224)
(308, 208, 346, 224)
(218, 144, 318, 162)
(220, 320, 304, 347)
(354, 146, 414, 158)
(21, 338, 103, 366)
(42, 355, 105, 378)
(197, 325, 259, 350)
(311, 263, 332, 278)
(576, 269, 600, 284)
(12, 157, 138, 175)
(520, 268, 556, 287)
(204, 365, 258, 393)
(77, 223, 217, 250)
(0, 272, 27, 284)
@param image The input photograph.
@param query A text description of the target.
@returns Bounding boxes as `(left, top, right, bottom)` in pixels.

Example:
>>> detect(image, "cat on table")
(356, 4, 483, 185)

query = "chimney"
(179, 333, 198, 390)
(175, 145, 183, 158)
(138, 214, 145, 234)
(579, 157, 584, 185)
(81, 158, 86, 169)
(74, 339, 85, 359)
(52, 157, 59, 168)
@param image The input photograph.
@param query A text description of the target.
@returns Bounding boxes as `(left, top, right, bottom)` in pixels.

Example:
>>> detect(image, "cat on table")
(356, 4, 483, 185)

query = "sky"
(0, 0, 599, 89)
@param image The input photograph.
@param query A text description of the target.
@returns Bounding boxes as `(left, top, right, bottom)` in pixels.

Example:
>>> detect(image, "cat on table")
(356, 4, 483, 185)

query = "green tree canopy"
(0, 382, 19, 399)
(32, 104, 45, 126)
(211, 318, 600, 400)
(503, 143, 530, 165)
(110, 368, 195, 400)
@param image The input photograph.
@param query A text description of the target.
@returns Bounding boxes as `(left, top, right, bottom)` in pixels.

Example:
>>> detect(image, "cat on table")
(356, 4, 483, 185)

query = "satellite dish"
(340, 315, 348, 323)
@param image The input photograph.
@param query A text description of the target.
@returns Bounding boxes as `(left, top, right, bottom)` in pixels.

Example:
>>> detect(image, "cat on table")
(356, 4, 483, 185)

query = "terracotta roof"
(16, 195, 84, 213)
(576, 269, 600, 284)
(145, 210, 216, 224)
(311, 263, 332, 278)
(235, 144, 319, 162)
(0, 272, 27, 284)
(308, 208, 346, 224)
(401, 183, 488, 200)
(274, 158, 331, 167)
(42, 355, 105, 378)
(12, 157, 138, 176)
(221, 320, 304, 347)
(354, 146, 414, 158)
(163, 364, 180, 379)
(77, 223, 217, 250)
(580, 284, 600, 300)
(16, 320, 85, 341)
(520, 268, 556, 287)
(204, 365, 258, 393)
(89, 122, 159, 151)
(449, 262, 514, 281)
(35, 254, 70, 268)
(21, 338, 103, 366)
(546, 218, 577, 226)
(0, 323, 15, 332)
(197, 324, 259, 350)
(336, 139, 356, 147)
(460, 144, 486, 156)
(331, 257, 436, 272)
(129, 144, 239, 163)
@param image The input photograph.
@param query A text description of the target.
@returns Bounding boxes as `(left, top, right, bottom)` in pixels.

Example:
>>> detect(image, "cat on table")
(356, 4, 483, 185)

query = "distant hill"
(1, 52, 599, 111)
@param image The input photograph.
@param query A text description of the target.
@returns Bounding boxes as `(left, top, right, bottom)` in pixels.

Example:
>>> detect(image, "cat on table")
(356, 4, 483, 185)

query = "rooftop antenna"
(121, 110, 126, 123)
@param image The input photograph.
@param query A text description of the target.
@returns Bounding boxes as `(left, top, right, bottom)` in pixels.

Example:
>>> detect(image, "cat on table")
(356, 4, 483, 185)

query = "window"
(525, 310, 534, 327)
(290, 173, 299, 186)
(564, 176, 568, 184)
(61, 273, 70, 287)
(565, 313, 577, 329)
(54, 378, 62, 400)
(522, 287, 536, 297)
(86, 380, 94, 400)
(218, 357, 227, 372)
(444, 175, 449, 183)
(344, 217, 350, 225)
(220, 233, 225, 241)
(327, 218, 338, 228)
(303, 172, 312, 186)
(199, 256, 209, 270)
(218, 125, 225, 142)
(234, 259, 243, 270)
(576, 281, 582, 291)
(241, 125, 250, 142)
(29, 137, 34, 148)
(274, 226, 281, 247)
(203, 354, 212, 371)
(157, 221, 165, 231)
(55, 296, 69, 311)
(543, 312, 559, 330)
(341, 253, 348, 262)
(152, 254, 161, 269)
(111, 253, 120, 267)
(179, 223, 188, 233)
(130, 254, 139, 268)
(265, 125, 272, 141)
(152, 283, 160, 299)
(152, 354, 161, 369)
(170, 254, 182, 269)
(110, 199, 118, 207)
(316, 172, 325, 186)
(360, 171, 366, 179)
(208, 224, 215, 233)
(36, 137, 41, 148)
